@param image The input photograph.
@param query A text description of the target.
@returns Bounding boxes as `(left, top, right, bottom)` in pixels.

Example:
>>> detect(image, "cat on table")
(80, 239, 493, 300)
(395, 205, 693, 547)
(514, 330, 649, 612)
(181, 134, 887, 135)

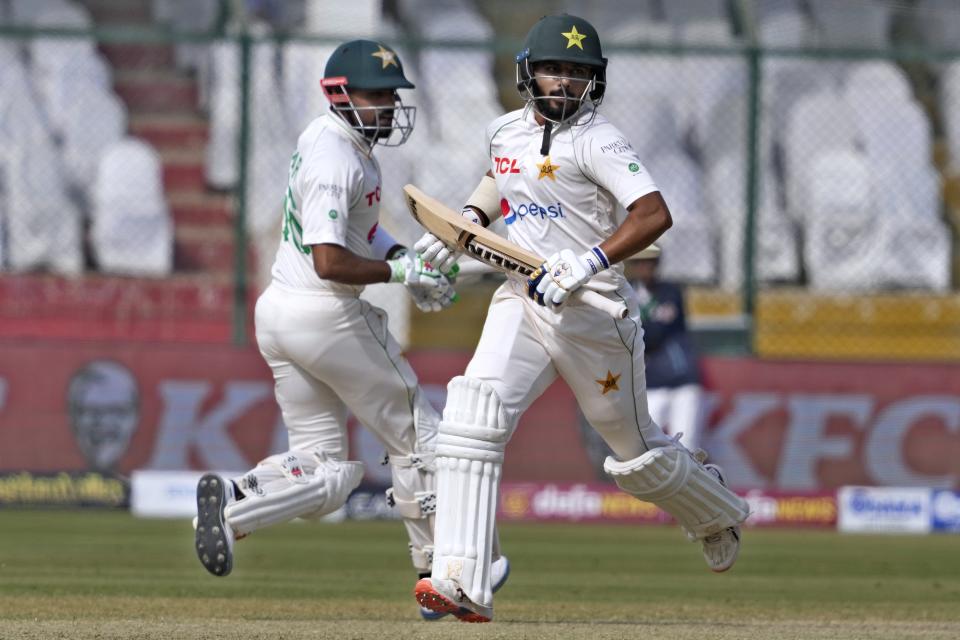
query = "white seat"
(804, 149, 878, 291)
(941, 61, 960, 173)
(708, 154, 799, 289)
(63, 89, 127, 195)
(44, 54, 112, 137)
(604, 95, 681, 160)
(678, 20, 746, 153)
(282, 41, 337, 134)
(5, 134, 83, 275)
(205, 39, 241, 189)
(10, 0, 77, 26)
(92, 138, 173, 276)
(649, 151, 716, 284)
(783, 90, 858, 221)
(854, 100, 938, 222)
(877, 217, 951, 292)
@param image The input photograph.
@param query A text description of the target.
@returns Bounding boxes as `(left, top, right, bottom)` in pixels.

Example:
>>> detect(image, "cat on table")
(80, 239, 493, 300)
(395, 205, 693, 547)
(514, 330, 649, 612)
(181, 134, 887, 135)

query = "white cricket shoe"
(701, 464, 741, 573)
(416, 555, 510, 622)
(195, 473, 236, 577)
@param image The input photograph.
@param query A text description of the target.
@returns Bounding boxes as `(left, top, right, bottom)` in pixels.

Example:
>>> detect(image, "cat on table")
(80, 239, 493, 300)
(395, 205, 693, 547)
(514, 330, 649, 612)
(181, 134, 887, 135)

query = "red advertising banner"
(0, 341, 957, 492)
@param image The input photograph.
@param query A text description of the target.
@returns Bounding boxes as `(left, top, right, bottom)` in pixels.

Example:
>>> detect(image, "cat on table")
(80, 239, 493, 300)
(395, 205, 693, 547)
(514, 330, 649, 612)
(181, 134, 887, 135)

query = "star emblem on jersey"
(595, 370, 621, 395)
(371, 44, 398, 69)
(537, 156, 560, 180)
(561, 25, 587, 49)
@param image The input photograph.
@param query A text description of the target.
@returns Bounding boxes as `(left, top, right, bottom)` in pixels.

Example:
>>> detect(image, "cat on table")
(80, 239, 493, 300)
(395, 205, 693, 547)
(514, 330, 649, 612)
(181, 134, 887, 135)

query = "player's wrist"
(461, 205, 488, 227)
(579, 246, 610, 276)
(386, 255, 408, 283)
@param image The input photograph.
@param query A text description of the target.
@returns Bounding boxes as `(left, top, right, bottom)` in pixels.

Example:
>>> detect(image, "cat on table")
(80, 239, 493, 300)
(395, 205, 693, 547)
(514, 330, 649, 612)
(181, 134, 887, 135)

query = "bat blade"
(403, 184, 628, 319)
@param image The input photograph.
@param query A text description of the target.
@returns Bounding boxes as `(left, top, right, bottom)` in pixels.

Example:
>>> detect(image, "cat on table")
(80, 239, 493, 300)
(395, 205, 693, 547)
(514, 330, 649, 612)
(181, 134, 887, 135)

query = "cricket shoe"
(701, 463, 742, 573)
(195, 473, 236, 577)
(418, 555, 510, 621)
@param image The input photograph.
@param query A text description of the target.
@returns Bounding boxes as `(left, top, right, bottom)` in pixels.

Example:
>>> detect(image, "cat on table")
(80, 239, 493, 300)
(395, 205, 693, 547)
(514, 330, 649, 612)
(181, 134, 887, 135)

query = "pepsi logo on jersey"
(501, 199, 566, 225)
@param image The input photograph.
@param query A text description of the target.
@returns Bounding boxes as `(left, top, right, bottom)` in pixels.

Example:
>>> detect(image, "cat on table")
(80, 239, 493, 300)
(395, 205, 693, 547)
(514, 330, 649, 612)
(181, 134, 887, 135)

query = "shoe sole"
(420, 558, 509, 621)
(195, 474, 232, 577)
(414, 579, 490, 623)
(708, 527, 741, 573)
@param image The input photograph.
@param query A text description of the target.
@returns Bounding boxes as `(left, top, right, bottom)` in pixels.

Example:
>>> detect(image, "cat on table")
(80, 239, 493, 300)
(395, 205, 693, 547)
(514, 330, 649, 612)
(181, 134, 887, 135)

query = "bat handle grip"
(575, 289, 628, 319)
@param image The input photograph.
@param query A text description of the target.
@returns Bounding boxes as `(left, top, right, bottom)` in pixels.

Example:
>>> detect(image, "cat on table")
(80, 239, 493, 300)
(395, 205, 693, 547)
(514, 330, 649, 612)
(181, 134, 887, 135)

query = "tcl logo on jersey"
(367, 223, 378, 243)
(494, 156, 521, 174)
(501, 198, 565, 225)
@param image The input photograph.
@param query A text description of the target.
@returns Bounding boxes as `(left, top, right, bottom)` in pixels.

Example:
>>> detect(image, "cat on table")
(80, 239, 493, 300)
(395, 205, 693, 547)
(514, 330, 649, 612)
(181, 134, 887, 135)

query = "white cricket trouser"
(465, 280, 671, 459)
(254, 282, 420, 462)
(646, 384, 706, 452)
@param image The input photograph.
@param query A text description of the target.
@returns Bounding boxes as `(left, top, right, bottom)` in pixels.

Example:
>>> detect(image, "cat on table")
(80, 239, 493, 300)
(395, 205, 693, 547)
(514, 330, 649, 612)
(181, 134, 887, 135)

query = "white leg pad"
(604, 445, 749, 540)
(225, 449, 363, 536)
(387, 453, 436, 573)
(432, 376, 512, 610)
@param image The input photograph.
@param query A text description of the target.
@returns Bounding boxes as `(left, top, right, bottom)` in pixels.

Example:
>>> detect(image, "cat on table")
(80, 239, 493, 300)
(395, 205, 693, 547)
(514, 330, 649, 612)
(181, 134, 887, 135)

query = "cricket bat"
(403, 184, 629, 319)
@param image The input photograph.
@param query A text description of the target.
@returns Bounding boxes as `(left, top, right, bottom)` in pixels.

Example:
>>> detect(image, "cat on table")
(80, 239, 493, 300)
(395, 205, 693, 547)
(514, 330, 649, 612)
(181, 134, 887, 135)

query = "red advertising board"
(0, 341, 957, 492)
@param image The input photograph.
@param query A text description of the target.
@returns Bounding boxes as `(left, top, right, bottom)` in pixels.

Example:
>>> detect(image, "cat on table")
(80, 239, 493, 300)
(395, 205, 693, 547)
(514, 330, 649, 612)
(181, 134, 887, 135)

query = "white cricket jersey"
(486, 106, 659, 292)
(271, 113, 382, 295)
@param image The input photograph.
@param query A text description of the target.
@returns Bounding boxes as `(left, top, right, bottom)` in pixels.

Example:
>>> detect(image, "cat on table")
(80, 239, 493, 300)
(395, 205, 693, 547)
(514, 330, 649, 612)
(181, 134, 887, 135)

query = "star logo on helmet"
(371, 44, 398, 69)
(537, 156, 560, 180)
(561, 25, 587, 50)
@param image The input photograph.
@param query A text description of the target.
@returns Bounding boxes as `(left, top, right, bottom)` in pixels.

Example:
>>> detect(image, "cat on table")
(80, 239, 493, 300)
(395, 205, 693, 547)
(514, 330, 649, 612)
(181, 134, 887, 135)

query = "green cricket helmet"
(516, 14, 607, 124)
(321, 39, 416, 147)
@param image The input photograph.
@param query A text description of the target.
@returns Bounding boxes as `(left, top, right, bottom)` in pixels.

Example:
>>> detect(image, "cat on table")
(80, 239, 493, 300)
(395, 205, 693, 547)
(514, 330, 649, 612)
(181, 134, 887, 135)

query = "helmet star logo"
(371, 45, 398, 69)
(595, 370, 621, 395)
(561, 25, 587, 49)
(537, 156, 560, 180)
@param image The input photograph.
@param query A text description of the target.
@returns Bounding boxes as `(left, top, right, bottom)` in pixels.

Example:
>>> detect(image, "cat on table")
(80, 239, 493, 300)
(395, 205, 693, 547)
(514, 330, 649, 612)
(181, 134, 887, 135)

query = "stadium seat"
(783, 90, 859, 222)
(678, 19, 746, 153)
(63, 89, 128, 197)
(282, 41, 337, 135)
(204, 38, 241, 189)
(91, 138, 173, 276)
(649, 150, 716, 284)
(804, 149, 878, 291)
(604, 95, 681, 160)
(5, 135, 83, 275)
(942, 61, 960, 173)
(707, 154, 799, 289)
(43, 54, 112, 138)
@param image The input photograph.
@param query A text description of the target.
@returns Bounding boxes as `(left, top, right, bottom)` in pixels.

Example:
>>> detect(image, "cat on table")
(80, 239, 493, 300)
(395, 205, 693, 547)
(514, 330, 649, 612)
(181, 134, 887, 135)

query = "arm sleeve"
(370, 224, 403, 259)
(581, 127, 659, 209)
(299, 150, 361, 247)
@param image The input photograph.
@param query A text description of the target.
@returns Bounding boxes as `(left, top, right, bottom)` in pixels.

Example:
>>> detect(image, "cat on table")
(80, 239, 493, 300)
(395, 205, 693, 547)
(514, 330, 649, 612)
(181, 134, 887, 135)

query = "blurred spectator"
(626, 252, 706, 454)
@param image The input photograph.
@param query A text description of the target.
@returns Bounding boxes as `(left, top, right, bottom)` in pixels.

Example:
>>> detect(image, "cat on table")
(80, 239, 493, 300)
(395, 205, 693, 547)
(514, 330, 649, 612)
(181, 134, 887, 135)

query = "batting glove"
(413, 232, 459, 273)
(528, 247, 609, 311)
(387, 251, 457, 312)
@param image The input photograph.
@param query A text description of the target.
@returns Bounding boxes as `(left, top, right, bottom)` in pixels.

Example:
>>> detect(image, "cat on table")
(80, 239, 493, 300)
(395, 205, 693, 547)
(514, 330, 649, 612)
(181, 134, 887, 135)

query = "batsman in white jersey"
(413, 15, 749, 622)
(192, 39, 509, 621)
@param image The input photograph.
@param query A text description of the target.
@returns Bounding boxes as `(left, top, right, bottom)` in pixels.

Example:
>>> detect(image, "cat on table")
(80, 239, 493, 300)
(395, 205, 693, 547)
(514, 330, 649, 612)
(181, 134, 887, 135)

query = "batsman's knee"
(437, 376, 514, 462)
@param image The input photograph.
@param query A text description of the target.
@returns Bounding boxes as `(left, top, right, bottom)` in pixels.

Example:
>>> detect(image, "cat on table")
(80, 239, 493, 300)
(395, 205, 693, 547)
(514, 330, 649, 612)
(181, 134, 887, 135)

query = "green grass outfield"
(1, 510, 959, 639)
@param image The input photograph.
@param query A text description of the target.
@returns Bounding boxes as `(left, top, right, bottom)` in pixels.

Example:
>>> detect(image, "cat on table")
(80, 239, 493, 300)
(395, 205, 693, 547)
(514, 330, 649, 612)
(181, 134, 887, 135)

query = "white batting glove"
(387, 251, 457, 312)
(413, 207, 485, 273)
(528, 247, 610, 311)
(413, 232, 459, 273)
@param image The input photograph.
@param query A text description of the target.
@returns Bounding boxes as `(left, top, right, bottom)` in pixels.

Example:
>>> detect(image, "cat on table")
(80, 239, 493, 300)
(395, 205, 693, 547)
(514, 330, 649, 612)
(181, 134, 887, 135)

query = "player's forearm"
(311, 243, 393, 284)
(599, 191, 672, 264)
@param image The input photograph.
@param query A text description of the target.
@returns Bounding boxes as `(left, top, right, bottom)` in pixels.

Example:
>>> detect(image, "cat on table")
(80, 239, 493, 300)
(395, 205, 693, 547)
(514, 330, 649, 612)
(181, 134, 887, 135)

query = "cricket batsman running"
(192, 39, 508, 620)
(413, 14, 749, 622)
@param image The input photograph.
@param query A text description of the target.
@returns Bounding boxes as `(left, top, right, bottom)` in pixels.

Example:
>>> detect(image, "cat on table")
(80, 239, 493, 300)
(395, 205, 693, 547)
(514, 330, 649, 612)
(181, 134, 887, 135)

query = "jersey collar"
(325, 109, 376, 157)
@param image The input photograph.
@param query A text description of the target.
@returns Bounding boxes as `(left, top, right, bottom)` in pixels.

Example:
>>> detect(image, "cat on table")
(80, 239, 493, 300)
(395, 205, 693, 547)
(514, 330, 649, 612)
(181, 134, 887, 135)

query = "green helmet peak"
(516, 14, 606, 69)
(323, 39, 414, 91)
